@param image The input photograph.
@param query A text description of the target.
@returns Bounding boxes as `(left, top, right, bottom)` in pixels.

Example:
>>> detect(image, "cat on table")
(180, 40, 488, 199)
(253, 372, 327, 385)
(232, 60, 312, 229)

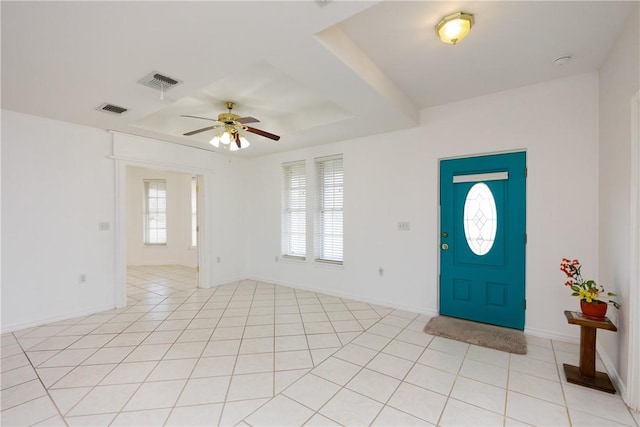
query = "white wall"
(245, 72, 600, 340)
(126, 166, 197, 268)
(1, 110, 116, 332)
(598, 4, 639, 404)
(0, 115, 249, 332)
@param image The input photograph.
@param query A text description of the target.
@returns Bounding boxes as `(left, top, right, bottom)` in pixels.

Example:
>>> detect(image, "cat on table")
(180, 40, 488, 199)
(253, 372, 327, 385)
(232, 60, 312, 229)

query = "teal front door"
(440, 152, 526, 330)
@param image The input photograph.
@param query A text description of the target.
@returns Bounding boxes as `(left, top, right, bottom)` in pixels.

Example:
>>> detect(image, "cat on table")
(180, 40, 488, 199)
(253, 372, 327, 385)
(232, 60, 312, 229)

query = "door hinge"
(524, 167, 528, 178)
(196, 185, 199, 193)
(524, 233, 527, 244)
(524, 299, 527, 310)
(196, 226, 200, 232)
(196, 266, 200, 273)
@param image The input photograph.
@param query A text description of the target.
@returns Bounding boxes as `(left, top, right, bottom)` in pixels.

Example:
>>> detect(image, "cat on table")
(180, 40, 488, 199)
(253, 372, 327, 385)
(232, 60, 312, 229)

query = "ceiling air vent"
(97, 103, 128, 115)
(138, 71, 182, 91)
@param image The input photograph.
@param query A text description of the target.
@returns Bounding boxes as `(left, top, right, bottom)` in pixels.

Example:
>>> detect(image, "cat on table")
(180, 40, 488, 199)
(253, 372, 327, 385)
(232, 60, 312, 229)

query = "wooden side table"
(563, 310, 617, 393)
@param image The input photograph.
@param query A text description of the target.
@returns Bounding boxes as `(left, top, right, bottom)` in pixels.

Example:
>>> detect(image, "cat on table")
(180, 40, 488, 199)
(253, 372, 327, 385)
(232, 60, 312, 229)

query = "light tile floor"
(1, 265, 638, 426)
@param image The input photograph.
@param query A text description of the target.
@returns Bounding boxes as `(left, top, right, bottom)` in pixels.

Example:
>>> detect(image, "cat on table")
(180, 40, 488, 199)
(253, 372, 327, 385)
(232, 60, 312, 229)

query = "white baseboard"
(597, 342, 628, 400)
(245, 275, 440, 318)
(198, 276, 247, 289)
(525, 326, 627, 402)
(524, 326, 578, 343)
(1, 304, 116, 334)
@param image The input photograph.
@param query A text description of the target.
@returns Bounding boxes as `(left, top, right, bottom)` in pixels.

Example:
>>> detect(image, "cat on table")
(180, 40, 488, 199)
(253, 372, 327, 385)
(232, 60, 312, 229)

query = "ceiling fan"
(182, 102, 280, 151)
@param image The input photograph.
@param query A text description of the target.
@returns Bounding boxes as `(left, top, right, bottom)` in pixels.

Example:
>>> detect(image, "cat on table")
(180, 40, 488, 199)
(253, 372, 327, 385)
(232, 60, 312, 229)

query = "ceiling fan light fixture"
(182, 102, 280, 151)
(209, 133, 222, 148)
(229, 135, 250, 152)
(436, 12, 474, 45)
(220, 131, 232, 145)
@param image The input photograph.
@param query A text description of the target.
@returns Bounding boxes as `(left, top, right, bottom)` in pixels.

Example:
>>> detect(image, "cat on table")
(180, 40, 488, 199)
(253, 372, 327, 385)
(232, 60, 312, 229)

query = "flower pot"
(580, 300, 607, 319)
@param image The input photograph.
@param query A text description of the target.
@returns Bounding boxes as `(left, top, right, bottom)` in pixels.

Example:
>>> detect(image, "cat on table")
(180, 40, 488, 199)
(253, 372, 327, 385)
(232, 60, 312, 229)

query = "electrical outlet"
(217, 257, 221, 263)
(79, 274, 87, 284)
(98, 222, 110, 231)
(378, 267, 384, 276)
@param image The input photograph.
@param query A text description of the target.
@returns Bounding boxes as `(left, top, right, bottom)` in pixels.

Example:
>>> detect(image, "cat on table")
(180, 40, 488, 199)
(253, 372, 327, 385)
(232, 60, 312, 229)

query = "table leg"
(579, 325, 596, 377)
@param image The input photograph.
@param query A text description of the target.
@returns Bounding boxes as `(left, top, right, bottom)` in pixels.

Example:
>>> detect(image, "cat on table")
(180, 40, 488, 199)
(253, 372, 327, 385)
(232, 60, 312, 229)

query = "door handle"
(441, 243, 449, 250)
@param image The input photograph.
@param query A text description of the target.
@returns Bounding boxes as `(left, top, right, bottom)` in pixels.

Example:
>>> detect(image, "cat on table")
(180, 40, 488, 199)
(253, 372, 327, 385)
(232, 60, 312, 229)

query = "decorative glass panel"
(463, 183, 497, 256)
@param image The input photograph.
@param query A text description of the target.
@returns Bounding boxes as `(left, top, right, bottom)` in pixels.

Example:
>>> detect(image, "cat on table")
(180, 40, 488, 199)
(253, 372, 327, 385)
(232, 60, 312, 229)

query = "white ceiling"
(1, 1, 635, 157)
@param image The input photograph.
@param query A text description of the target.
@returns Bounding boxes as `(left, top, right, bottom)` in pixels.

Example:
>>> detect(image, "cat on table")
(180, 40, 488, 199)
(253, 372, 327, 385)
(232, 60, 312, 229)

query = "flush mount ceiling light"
(436, 12, 474, 45)
(553, 55, 572, 66)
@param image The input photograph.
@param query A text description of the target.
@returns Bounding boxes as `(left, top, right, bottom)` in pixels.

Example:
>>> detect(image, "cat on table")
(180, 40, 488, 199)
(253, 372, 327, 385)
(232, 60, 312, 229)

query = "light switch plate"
(398, 221, 410, 231)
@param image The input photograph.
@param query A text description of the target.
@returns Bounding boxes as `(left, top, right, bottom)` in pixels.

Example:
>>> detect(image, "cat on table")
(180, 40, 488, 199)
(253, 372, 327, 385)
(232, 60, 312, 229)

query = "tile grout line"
(159, 277, 231, 427)
(240, 287, 380, 425)
(54, 268, 198, 423)
(5, 266, 632, 426)
(552, 338, 575, 427)
(6, 331, 70, 426)
(217, 279, 258, 427)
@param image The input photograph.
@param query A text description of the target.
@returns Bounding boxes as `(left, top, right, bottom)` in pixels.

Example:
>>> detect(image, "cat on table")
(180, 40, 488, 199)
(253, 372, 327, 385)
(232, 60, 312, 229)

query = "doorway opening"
(123, 166, 203, 305)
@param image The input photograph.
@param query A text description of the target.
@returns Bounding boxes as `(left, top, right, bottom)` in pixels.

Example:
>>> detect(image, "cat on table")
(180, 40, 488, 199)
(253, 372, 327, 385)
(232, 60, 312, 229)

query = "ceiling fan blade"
(183, 125, 220, 136)
(234, 132, 241, 149)
(181, 115, 219, 123)
(235, 116, 260, 124)
(245, 126, 280, 141)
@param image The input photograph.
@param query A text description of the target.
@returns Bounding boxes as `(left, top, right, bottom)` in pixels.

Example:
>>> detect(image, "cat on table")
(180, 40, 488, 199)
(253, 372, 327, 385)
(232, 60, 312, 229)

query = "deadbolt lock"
(441, 243, 449, 250)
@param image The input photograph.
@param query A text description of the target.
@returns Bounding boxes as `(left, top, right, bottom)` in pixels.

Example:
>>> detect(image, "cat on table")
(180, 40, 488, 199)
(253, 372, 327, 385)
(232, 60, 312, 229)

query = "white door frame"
(113, 157, 213, 308)
(627, 90, 640, 411)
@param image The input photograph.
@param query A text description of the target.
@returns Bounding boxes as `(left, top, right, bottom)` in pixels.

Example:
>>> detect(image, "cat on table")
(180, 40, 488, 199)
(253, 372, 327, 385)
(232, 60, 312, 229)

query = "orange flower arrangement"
(560, 258, 620, 309)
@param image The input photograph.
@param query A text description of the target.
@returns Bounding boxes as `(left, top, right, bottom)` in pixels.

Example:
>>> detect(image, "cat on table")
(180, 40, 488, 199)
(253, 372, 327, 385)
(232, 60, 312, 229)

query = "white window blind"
(191, 177, 197, 247)
(315, 155, 343, 264)
(282, 161, 306, 259)
(144, 179, 167, 245)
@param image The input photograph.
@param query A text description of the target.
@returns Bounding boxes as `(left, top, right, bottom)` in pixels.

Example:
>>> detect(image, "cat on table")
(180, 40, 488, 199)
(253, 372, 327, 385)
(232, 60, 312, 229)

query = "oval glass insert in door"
(463, 182, 497, 255)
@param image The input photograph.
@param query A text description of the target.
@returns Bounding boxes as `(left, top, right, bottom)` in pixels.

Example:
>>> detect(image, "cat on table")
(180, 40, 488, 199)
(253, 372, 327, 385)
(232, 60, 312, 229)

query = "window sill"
(279, 256, 307, 265)
(313, 259, 344, 270)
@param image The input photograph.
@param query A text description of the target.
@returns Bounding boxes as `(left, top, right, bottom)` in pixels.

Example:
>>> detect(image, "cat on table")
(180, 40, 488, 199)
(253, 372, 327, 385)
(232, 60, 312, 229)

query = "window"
(282, 161, 306, 259)
(144, 179, 167, 245)
(463, 182, 497, 256)
(315, 155, 343, 264)
(191, 177, 198, 247)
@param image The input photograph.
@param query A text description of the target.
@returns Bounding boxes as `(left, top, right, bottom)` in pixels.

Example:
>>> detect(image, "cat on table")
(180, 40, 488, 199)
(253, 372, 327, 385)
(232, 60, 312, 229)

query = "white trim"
(627, 90, 640, 411)
(453, 171, 508, 183)
(197, 174, 210, 288)
(114, 154, 127, 308)
(439, 148, 528, 162)
(598, 341, 627, 400)
(108, 154, 216, 175)
(278, 255, 307, 265)
(312, 259, 345, 270)
(1, 304, 116, 334)
(246, 275, 439, 317)
(112, 135, 213, 306)
(524, 326, 578, 344)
